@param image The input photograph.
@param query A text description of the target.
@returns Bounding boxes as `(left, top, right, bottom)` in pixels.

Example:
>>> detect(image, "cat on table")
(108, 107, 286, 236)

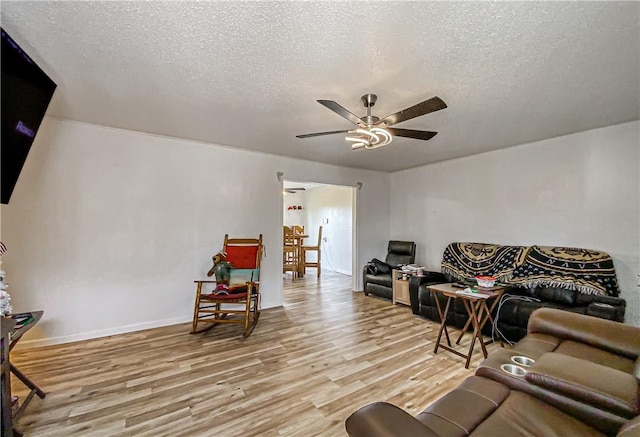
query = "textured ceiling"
(2, 1, 639, 172)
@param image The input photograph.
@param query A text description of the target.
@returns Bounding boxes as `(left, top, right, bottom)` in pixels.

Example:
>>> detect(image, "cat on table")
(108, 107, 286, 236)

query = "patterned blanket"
(441, 242, 528, 281)
(506, 246, 619, 296)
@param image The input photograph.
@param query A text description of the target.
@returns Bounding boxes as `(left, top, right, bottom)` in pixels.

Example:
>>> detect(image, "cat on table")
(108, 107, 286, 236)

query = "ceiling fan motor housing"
(361, 93, 377, 108)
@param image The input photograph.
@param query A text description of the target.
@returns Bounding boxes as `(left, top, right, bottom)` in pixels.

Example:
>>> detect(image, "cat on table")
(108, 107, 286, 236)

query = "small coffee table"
(427, 283, 505, 368)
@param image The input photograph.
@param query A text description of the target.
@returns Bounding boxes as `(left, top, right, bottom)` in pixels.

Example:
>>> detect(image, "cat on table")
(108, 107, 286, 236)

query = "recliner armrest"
(527, 308, 640, 359)
(586, 300, 625, 322)
(345, 402, 440, 437)
(525, 353, 639, 419)
(408, 272, 447, 314)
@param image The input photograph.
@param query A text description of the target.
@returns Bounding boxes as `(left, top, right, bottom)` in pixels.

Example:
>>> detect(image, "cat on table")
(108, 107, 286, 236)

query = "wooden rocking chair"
(191, 234, 263, 337)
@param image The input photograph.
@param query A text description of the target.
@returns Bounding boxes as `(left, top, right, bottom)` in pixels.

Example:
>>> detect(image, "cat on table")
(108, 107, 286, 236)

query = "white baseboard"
(325, 267, 351, 276)
(13, 315, 193, 350)
(13, 302, 283, 350)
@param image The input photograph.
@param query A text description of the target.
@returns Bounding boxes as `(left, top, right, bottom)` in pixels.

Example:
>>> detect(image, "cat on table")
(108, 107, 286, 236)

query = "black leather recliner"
(409, 276, 626, 343)
(362, 241, 416, 300)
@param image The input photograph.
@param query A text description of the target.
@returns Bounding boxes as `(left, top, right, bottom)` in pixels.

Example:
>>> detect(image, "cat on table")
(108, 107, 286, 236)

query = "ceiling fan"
(296, 94, 447, 150)
(283, 187, 306, 194)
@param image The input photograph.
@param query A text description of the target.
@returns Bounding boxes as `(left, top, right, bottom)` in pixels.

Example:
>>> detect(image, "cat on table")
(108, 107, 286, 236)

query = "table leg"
(297, 239, 305, 277)
(456, 316, 472, 345)
(464, 299, 482, 369)
(457, 291, 504, 345)
(9, 364, 46, 399)
(432, 293, 453, 353)
(474, 301, 489, 358)
(10, 363, 46, 421)
(478, 297, 503, 347)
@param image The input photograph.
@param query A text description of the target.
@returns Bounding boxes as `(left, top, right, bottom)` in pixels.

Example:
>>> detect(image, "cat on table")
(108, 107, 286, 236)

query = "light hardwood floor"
(11, 271, 502, 436)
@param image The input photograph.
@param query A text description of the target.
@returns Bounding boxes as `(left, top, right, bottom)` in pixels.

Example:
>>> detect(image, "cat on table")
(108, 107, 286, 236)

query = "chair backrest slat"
(223, 234, 263, 269)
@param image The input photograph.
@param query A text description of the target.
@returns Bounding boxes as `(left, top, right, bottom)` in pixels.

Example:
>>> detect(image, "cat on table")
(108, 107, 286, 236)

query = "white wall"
(390, 121, 640, 326)
(303, 185, 353, 276)
(283, 190, 308, 229)
(2, 117, 390, 347)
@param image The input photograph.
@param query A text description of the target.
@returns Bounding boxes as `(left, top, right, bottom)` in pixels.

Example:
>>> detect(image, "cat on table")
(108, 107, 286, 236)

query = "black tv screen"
(1, 28, 57, 204)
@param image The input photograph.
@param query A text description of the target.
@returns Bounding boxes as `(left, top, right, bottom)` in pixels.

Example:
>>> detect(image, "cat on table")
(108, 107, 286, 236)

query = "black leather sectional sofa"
(409, 242, 626, 343)
(411, 277, 626, 342)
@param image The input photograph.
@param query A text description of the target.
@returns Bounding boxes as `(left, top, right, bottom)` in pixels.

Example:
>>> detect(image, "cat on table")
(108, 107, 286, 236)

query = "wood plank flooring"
(11, 271, 502, 436)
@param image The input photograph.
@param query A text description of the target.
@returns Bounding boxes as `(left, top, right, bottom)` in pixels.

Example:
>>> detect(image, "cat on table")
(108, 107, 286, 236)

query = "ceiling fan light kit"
(345, 127, 393, 150)
(297, 93, 447, 151)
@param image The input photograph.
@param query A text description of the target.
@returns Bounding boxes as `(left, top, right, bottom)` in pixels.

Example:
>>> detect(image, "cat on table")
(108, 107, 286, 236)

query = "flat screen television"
(1, 28, 57, 204)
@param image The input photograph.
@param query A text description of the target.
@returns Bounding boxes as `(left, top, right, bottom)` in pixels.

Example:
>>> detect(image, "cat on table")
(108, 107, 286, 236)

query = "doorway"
(282, 181, 355, 283)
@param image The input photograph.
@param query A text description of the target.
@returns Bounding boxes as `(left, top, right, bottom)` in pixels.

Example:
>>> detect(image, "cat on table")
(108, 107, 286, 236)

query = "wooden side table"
(426, 283, 505, 368)
(392, 269, 411, 306)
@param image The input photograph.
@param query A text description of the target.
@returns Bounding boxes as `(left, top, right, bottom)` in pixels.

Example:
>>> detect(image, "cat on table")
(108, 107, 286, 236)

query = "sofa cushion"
(345, 402, 442, 437)
(364, 272, 392, 288)
(527, 308, 639, 359)
(513, 330, 636, 374)
(534, 286, 577, 306)
(496, 298, 565, 329)
(554, 340, 636, 374)
(385, 240, 416, 267)
(365, 283, 393, 300)
(471, 391, 604, 437)
(525, 353, 639, 419)
(576, 292, 603, 305)
(387, 240, 415, 256)
(418, 376, 607, 437)
(511, 333, 561, 358)
(416, 376, 509, 436)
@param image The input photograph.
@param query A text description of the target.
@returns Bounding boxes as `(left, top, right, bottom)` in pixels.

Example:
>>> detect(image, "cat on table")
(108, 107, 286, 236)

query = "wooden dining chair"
(283, 226, 298, 281)
(302, 225, 322, 278)
(292, 225, 305, 234)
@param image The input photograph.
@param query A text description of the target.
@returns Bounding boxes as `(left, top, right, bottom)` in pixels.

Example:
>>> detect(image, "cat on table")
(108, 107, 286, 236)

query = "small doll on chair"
(207, 251, 233, 294)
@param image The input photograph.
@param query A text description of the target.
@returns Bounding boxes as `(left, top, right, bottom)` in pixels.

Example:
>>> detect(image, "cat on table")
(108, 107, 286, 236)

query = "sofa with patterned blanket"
(409, 242, 626, 343)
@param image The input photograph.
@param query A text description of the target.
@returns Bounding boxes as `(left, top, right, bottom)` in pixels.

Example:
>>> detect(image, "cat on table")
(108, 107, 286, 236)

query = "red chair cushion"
(205, 292, 247, 300)
(202, 284, 250, 300)
(226, 245, 259, 269)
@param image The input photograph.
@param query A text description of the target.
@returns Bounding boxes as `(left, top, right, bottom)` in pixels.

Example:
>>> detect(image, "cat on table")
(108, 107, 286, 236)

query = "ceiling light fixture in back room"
(297, 93, 447, 150)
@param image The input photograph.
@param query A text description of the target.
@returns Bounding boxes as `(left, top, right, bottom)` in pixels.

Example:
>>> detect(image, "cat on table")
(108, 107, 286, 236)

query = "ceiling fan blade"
(380, 96, 447, 126)
(387, 128, 438, 141)
(296, 130, 349, 139)
(317, 100, 363, 126)
(284, 187, 306, 194)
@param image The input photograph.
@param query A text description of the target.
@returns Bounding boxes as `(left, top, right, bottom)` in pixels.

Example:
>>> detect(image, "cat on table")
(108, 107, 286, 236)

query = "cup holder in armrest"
(500, 363, 526, 377)
(511, 356, 535, 367)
